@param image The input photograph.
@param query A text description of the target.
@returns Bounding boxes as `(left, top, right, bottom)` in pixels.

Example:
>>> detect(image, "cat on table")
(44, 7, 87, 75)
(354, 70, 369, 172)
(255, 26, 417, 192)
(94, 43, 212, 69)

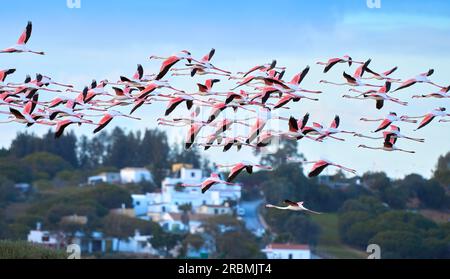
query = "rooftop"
(265, 243, 310, 251)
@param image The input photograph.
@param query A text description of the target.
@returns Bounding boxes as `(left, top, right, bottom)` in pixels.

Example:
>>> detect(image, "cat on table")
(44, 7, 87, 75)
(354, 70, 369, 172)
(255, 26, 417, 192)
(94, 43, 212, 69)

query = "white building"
(262, 243, 311, 259)
(27, 223, 59, 247)
(131, 167, 241, 218)
(120, 167, 153, 184)
(88, 172, 121, 185)
(159, 212, 210, 234)
(115, 230, 158, 255)
(162, 168, 241, 208)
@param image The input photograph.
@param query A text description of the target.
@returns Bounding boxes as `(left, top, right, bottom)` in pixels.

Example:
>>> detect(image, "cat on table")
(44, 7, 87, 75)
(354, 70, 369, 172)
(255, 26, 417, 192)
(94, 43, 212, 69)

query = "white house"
(161, 167, 241, 208)
(88, 172, 121, 185)
(197, 204, 233, 215)
(115, 230, 158, 255)
(262, 243, 311, 259)
(159, 212, 210, 234)
(120, 167, 153, 184)
(27, 223, 59, 248)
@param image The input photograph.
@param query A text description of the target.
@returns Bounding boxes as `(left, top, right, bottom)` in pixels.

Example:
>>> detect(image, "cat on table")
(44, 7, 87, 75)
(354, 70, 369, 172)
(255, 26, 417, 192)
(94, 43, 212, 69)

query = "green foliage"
(0, 240, 66, 259)
(433, 152, 450, 186)
(101, 213, 161, 238)
(22, 152, 72, 180)
(369, 231, 423, 259)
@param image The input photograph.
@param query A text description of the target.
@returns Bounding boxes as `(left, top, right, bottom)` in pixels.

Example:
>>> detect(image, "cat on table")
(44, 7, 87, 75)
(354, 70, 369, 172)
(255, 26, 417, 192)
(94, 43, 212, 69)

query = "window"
(162, 206, 166, 212)
(191, 172, 195, 177)
(136, 201, 140, 206)
(214, 209, 218, 215)
(288, 254, 293, 259)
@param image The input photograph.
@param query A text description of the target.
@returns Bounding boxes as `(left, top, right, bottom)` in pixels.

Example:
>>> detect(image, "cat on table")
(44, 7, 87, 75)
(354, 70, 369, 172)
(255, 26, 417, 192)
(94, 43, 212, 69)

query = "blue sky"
(0, 0, 449, 178)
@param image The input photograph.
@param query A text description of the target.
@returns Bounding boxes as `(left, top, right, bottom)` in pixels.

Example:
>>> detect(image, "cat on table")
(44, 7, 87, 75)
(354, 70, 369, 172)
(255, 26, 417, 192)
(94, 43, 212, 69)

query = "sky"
(0, 0, 449, 179)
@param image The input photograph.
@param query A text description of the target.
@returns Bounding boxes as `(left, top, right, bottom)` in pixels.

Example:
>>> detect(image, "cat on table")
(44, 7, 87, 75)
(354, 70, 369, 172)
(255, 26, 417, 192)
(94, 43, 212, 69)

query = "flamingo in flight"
(358, 132, 415, 153)
(343, 81, 408, 109)
(412, 85, 450, 99)
(2, 95, 47, 125)
(93, 110, 141, 133)
(393, 69, 442, 92)
(404, 107, 450, 130)
(239, 60, 285, 77)
(172, 48, 231, 77)
(118, 64, 145, 86)
(354, 125, 424, 143)
(360, 112, 417, 133)
(274, 66, 322, 94)
(0, 69, 16, 87)
(182, 173, 238, 194)
(54, 117, 95, 138)
(216, 161, 272, 182)
(363, 66, 401, 82)
(150, 50, 198, 80)
(320, 59, 380, 87)
(266, 200, 321, 214)
(0, 21, 45, 55)
(316, 55, 362, 73)
(314, 115, 355, 141)
(244, 107, 289, 144)
(282, 113, 320, 141)
(288, 158, 357, 177)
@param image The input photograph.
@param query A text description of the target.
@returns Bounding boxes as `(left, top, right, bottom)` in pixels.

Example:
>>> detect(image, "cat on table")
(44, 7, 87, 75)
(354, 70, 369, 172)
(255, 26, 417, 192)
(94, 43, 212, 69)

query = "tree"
(258, 139, 300, 168)
(22, 152, 72, 180)
(433, 152, 450, 186)
(369, 230, 423, 259)
(283, 214, 320, 245)
(416, 179, 447, 209)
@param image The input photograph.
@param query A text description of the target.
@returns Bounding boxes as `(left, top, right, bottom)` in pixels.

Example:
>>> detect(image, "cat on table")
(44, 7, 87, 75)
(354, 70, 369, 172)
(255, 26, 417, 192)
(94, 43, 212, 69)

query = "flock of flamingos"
(1, 22, 449, 213)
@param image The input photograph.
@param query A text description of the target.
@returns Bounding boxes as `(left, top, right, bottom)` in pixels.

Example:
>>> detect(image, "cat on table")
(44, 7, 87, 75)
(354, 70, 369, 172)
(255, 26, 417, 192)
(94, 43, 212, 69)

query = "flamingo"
(216, 161, 272, 182)
(181, 173, 238, 194)
(393, 69, 442, 92)
(266, 200, 321, 214)
(244, 108, 289, 144)
(0, 69, 16, 87)
(185, 122, 207, 149)
(0, 21, 45, 55)
(239, 60, 285, 77)
(363, 66, 401, 82)
(403, 107, 450, 130)
(275, 66, 322, 94)
(316, 55, 362, 73)
(231, 75, 290, 91)
(253, 130, 290, 147)
(314, 115, 355, 141)
(320, 59, 381, 87)
(8, 74, 62, 95)
(343, 81, 408, 109)
(93, 110, 141, 133)
(273, 91, 319, 109)
(195, 79, 221, 95)
(281, 113, 319, 141)
(360, 112, 417, 133)
(55, 117, 95, 138)
(358, 133, 415, 153)
(288, 158, 356, 177)
(412, 86, 450, 99)
(354, 125, 424, 143)
(164, 94, 210, 116)
(118, 64, 144, 85)
(150, 50, 197, 80)
(172, 48, 231, 77)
